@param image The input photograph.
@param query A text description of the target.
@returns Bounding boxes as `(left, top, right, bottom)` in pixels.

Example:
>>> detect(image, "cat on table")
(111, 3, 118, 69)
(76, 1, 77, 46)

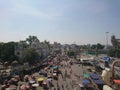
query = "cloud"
(0, 0, 63, 23)
(9, 0, 63, 19)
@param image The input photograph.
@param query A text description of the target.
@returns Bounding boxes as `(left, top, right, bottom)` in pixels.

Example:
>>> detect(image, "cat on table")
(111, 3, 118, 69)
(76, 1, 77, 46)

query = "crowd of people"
(1, 53, 105, 90)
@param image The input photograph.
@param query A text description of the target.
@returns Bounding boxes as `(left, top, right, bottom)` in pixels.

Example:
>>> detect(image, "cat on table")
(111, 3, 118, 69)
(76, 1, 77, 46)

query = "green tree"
(26, 35, 38, 46)
(108, 49, 120, 58)
(43, 40, 51, 49)
(91, 43, 105, 50)
(22, 48, 40, 65)
(96, 43, 105, 49)
(67, 50, 76, 57)
(0, 42, 18, 63)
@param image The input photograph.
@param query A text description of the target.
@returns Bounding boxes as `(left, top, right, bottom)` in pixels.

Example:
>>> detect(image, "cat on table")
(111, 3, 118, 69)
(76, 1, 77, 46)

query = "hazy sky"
(0, 0, 120, 45)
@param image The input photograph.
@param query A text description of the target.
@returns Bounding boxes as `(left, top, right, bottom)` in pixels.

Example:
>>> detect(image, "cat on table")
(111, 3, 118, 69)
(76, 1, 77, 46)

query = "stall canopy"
(52, 66, 59, 69)
(90, 73, 99, 80)
(83, 73, 89, 78)
(102, 57, 110, 62)
(82, 79, 91, 85)
(93, 79, 106, 85)
(113, 80, 120, 84)
(38, 78, 44, 81)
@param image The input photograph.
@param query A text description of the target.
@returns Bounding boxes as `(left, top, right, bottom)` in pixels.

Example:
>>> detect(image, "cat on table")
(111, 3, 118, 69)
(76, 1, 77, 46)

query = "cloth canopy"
(93, 79, 106, 85)
(102, 57, 110, 61)
(113, 79, 120, 84)
(83, 73, 89, 78)
(52, 66, 59, 69)
(38, 78, 44, 81)
(90, 73, 99, 80)
(82, 79, 91, 85)
(29, 80, 35, 84)
(32, 83, 39, 87)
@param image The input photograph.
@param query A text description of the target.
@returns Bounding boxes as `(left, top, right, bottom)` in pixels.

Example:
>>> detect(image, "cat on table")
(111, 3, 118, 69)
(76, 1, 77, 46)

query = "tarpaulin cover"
(102, 57, 110, 61)
(90, 73, 99, 80)
(93, 79, 106, 85)
(82, 79, 91, 85)
(52, 66, 59, 69)
(83, 73, 89, 78)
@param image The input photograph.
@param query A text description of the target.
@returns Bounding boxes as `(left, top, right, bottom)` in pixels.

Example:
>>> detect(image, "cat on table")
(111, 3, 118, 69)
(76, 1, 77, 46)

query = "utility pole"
(106, 32, 109, 49)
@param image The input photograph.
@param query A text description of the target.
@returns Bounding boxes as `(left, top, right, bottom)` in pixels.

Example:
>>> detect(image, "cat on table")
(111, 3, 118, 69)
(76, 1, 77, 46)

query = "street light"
(106, 32, 109, 49)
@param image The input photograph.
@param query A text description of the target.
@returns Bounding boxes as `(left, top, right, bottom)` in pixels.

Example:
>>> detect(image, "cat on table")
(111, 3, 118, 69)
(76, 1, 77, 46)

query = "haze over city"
(0, 0, 120, 45)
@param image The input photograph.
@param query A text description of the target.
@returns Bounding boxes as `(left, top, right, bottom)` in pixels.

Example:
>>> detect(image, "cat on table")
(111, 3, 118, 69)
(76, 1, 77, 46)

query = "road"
(34, 60, 88, 90)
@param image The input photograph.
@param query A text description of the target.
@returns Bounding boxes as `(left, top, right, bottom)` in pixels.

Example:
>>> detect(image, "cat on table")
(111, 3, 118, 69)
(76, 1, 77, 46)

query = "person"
(70, 68, 72, 74)
(62, 84, 64, 89)
(65, 69, 67, 77)
(66, 83, 68, 88)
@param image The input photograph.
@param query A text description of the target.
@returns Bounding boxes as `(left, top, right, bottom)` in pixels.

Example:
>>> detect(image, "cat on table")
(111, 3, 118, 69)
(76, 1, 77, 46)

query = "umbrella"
(29, 80, 35, 84)
(24, 75, 29, 78)
(90, 73, 99, 80)
(53, 73, 57, 76)
(79, 84, 84, 88)
(14, 75, 19, 78)
(1, 85, 6, 88)
(11, 78, 16, 81)
(43, 82, 47, 84)
(38, 78, 44, 81)
(82, 79, 91, 85)
(11, 60, 18, 65)
(44, 67, 48, 70)
(9, 85, 17, 90)
(113, 79, 120, 84)
(52, 66, 58, 69)
(20, 85, 26, 90)
(32, 83, 39, 87)
(25, 84, 30, 89)
(93, 79, 106, 85)
(83, 73, 89, 78)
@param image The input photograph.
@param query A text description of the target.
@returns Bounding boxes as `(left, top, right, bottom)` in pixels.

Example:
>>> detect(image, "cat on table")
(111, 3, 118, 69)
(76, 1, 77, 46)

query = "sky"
(0, 0, 120, 45)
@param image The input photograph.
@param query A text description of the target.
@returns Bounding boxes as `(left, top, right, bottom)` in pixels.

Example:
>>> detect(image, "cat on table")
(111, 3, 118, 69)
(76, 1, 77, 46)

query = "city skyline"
(0, 0, 120, 45)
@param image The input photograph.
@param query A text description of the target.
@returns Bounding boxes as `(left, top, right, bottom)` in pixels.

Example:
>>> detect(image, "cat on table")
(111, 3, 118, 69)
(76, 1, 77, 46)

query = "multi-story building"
(15, 38, 51, 59)
(111, 35, 120, 49)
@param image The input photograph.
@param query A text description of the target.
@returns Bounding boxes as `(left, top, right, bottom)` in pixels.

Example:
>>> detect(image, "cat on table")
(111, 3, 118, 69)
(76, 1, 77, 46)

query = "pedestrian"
(57, 87, 60, 90)
(65, 69, 67, 77)
(70, 68, 72, 74)
(66, 83, 68, 88)
(62, 84, 64, 89)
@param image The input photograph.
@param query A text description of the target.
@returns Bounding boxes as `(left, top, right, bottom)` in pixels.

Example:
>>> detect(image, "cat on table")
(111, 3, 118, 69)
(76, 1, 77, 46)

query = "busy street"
(0, 54, 99, 90)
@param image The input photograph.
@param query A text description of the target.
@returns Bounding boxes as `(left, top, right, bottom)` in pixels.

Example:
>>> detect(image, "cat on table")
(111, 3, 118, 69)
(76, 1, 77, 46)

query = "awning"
(82, 79, 91, 85)
(52, 66, 59, 69)
(113, 79, 120, 84)
(93, 79, 106, 85)
(83, 73, 89, 78)
(90, 73, 99, 80)
(38, 78, 44, 81)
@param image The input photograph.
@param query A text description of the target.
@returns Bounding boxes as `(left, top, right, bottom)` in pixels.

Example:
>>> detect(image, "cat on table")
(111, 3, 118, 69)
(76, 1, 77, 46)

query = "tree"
(22, 48, 40, 64)
(26, 35, 38, 46)
(0, 42, 18, 63)
(43, 40, 51, 49)
(108, 49, 120, 58)
(96, 43, 105, 49)
(91, 43, 105, 50)
(67, 50, 76, 57)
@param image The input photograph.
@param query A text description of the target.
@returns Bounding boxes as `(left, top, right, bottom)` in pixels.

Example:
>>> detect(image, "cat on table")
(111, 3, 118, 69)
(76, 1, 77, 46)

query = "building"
(111, 35, 120, 49)
(15, 39, 51, 59)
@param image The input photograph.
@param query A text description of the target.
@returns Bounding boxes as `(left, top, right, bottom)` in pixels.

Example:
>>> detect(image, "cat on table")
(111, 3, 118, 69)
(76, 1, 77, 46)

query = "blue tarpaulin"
(90, 73, 99, 80)
(102, 57, 110, 61)
(82, 79, 91, 85)
(52, 66, 59, 69)
(93, 79, 106, 85)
